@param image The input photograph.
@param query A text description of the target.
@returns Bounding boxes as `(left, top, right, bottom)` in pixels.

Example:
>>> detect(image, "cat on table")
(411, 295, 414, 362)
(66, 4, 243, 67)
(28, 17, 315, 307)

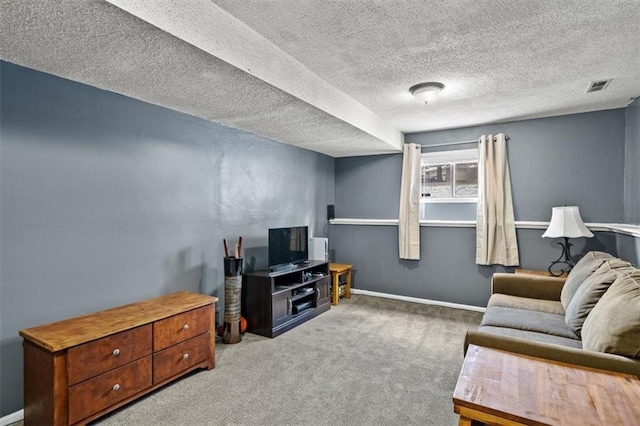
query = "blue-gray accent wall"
(337, 110, 627, 223)
(0, 62, 334, 415)
(406, 110, 627, 223)
(330, 225, 616, 304)
(333, 109, 631, 310)
(625, 98, 640, 225)
(335, 154, 401, 219)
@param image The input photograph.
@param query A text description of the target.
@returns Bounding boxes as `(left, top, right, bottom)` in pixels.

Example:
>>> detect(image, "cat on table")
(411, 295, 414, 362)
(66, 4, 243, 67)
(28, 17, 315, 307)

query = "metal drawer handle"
(182, 353, 189, 360)
(182, 324, 189, 330)
(112, 348, 120, 356)
(112, 384, 120, 391)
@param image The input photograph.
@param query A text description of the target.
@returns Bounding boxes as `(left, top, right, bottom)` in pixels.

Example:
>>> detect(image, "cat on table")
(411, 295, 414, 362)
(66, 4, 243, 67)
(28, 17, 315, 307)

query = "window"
(421, 148, 478, 202)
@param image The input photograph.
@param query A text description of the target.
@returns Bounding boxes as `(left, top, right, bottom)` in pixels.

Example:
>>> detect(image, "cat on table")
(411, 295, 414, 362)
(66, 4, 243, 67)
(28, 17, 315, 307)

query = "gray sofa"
(464, 251, 640, 377)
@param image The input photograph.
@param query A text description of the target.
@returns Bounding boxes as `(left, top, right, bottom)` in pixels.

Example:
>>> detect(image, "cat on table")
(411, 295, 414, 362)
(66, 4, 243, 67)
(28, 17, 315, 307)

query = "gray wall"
(406, 110, 626, 223)
(616, 234, 640, 266)
(0, 62, 334, 415)
(625, 98, 640, 225)
(335, 154, 401, 219)
(333, 110, 628, 307)
(333, 153, 476, 221)
(331, 226, 616, 305)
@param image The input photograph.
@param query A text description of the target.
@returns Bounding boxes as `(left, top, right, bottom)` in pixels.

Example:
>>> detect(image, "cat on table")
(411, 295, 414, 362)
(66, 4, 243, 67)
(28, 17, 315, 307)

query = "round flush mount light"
(409, 82, 445, 104)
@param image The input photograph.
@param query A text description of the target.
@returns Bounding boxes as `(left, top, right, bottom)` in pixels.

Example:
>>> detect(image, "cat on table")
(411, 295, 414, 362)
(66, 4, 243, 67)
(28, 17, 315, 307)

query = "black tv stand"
(242, 260, 330, 337)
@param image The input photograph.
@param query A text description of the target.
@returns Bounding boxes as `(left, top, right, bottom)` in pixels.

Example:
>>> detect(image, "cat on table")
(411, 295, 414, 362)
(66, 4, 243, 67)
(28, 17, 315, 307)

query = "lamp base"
(548, 237, 574, 277)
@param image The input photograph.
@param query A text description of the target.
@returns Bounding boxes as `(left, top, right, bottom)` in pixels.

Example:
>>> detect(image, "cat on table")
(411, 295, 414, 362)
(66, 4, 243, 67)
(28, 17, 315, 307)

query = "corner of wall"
(624, 98, 640, 225)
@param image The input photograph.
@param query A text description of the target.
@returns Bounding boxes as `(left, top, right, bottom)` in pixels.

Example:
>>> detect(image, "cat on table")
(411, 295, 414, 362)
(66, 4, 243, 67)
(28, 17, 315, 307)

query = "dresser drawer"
(67, 325, 152, 386)
(153, 305, 213, 351)
(153, 333, 211, 384)
(68, 356, 152, 424)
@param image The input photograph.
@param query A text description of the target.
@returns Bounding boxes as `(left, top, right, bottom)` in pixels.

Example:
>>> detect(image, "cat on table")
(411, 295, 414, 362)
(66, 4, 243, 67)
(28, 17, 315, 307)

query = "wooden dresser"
(19, 291, 217, 426)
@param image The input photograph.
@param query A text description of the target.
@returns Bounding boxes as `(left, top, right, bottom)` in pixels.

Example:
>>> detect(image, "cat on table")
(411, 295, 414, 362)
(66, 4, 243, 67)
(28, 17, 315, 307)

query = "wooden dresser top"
(20, 292, 218, 352)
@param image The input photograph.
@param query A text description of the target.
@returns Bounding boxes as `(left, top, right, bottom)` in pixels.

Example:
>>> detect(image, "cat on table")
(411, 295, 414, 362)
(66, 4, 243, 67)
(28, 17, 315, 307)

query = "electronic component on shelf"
(292, 300, 312, 314)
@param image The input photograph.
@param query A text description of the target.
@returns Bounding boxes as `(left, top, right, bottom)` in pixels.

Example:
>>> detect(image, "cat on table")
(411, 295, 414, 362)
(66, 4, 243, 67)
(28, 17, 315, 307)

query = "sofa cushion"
(488, 293, 565, 315)
(479, 326, 582, 349)
(560, 251, 614, 310)
(481, 306, 579, 340)
(582, 272, 640, 358)
(565, 259, 636, 337)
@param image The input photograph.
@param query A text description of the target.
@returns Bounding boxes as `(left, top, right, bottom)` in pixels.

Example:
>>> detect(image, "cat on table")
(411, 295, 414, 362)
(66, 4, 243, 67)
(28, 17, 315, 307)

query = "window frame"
(420, 148, 478, 204)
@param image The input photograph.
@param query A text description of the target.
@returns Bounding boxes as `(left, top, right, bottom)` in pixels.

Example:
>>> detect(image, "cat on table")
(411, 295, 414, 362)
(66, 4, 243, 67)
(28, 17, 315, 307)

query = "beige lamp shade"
(542, 206, 594, 239)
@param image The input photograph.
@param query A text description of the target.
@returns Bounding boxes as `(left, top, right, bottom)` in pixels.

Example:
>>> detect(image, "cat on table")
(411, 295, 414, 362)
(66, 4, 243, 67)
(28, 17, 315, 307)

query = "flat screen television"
(268, 226, 309, 271)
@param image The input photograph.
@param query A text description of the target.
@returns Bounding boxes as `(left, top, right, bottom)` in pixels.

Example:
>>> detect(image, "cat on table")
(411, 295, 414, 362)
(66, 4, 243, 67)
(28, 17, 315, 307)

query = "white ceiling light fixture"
(409, 82, 445, 104)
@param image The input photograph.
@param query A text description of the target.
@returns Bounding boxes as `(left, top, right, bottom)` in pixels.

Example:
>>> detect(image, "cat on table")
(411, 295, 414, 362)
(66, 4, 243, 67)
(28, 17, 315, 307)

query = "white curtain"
(399, 143, 421, 260)
(475, 133, 519, 266)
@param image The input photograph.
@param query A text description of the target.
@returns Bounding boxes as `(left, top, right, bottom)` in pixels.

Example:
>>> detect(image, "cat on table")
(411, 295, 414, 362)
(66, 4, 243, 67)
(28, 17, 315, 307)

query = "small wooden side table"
(453, 345, 640, 425)
(329, 263, 353, 305)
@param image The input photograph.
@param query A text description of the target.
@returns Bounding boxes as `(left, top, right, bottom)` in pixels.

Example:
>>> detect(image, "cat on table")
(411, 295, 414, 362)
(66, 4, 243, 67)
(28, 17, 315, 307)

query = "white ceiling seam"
(105, 0, 403, 152)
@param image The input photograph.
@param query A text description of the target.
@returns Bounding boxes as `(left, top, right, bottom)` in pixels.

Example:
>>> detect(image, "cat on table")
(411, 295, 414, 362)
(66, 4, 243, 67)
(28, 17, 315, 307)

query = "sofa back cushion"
(582, 272, 640, 359)
(565, 259, 635, 336)
(560, 251, 614, 310)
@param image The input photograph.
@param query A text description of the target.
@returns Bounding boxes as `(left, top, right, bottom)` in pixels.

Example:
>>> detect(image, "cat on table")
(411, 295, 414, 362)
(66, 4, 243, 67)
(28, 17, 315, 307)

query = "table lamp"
(542, 206, 594, 276)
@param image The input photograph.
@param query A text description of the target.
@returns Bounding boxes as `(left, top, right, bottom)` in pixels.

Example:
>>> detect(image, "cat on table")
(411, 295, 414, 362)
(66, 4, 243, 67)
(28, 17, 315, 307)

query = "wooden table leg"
(458, 416, 472, 426)
(332, 272, 339, 305)
(345, 268, 352, 299)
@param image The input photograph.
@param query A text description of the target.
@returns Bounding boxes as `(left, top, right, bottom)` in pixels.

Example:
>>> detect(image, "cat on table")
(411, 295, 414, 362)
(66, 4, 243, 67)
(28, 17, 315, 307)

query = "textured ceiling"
(2, 0, 639, 157)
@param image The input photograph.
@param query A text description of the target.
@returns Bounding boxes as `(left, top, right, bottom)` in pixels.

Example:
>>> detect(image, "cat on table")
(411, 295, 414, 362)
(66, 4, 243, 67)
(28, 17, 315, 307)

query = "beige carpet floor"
(14, 294, 483, 426)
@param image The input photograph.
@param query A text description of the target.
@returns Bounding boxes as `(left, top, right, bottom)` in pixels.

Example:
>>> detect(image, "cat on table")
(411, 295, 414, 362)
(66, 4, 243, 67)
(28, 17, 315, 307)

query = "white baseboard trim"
(1, 409, 23, 426)
(350, 289, 486, 313)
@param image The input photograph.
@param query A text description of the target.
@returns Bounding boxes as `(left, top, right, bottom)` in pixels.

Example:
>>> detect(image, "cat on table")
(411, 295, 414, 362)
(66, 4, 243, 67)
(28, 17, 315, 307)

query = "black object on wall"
(327, 204, 335, 220)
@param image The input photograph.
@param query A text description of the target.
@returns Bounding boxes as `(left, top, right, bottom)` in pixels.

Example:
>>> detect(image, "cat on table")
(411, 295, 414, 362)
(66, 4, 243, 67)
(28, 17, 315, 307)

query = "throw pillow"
(564, 259, 635, 336)
(582, 272, 640, 358)
(560, 251, 614, 310)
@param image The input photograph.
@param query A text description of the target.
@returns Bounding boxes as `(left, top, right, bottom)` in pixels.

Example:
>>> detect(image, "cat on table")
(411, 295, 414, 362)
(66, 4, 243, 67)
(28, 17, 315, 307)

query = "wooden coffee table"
(453, 345, 640, 425)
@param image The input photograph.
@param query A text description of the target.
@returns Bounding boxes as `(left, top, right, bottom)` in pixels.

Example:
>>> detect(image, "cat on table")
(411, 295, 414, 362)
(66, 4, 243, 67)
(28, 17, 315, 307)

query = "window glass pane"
(421, 164, 451, 198)
(454, 162, 478, 197)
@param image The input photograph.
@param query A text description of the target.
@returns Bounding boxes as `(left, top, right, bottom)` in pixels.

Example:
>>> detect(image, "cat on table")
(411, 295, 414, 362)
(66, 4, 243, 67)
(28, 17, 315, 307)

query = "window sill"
(420, 198, 477, 204)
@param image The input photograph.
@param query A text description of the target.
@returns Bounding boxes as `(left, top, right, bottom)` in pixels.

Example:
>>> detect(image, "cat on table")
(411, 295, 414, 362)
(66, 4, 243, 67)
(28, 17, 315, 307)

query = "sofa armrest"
(464, 330, 640, 378)
(491, 273, 566, 301)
